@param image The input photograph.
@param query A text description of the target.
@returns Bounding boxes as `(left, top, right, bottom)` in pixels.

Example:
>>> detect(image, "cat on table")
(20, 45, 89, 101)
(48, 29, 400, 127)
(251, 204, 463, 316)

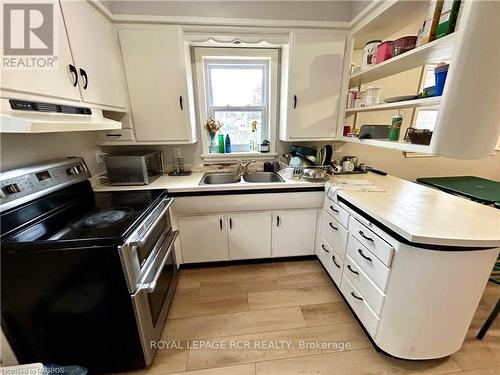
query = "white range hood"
(0, 99, 122, 133)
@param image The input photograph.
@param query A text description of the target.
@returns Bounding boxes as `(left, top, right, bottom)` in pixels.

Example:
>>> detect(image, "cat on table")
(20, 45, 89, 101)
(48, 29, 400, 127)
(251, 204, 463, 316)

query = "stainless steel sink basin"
(200, 173, 240, 185)
(243, 172, 284, 183)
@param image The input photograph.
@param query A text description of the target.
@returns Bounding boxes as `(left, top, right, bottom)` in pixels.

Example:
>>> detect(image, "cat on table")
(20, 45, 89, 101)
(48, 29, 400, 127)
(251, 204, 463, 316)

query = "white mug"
(342, 160, 354, 172)
(279, 168, 295, 180)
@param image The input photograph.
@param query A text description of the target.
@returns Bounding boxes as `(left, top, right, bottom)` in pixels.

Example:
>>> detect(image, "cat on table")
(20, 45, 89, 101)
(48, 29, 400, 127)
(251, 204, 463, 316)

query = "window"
(195, 48, 278, 158)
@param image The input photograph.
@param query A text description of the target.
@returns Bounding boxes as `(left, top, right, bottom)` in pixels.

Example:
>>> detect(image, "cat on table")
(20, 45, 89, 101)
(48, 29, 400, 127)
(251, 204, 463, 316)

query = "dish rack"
(278, 160, 332, 178)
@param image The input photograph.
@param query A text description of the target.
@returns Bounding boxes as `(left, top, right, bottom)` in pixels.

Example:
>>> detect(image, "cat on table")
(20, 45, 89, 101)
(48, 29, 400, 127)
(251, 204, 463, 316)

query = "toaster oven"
(105, 151, 164, 185)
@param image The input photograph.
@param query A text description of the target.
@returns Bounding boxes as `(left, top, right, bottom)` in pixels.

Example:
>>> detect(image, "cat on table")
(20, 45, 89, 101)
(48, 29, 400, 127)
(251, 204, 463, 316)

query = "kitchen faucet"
(234, 160, 256, 182)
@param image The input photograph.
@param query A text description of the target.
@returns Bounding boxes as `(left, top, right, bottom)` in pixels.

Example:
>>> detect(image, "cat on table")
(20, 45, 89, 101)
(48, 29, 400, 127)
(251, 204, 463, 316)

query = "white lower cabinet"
(341, 275, 380, 337)
(228, 212, 272, 260)
(343, 255, 385, 316)
(272, 209, 317, 257)
(178, 214, 228, 263)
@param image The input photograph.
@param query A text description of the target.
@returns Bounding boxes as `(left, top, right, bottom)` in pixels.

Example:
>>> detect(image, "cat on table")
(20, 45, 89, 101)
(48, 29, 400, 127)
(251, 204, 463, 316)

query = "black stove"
(1, 158, 177, 373)
(2, 181, 166, 247)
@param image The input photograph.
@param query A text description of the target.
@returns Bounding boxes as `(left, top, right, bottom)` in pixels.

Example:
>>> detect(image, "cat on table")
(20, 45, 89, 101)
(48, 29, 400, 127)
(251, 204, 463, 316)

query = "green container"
(218, 133, 225, 153)
(435, 0, 461, 39)
(388, 114, 403, 141)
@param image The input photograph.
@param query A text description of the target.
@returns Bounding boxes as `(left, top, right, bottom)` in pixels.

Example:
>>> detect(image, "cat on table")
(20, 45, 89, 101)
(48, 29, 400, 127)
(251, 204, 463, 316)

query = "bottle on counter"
(218, 133, 225, 153)
(225, 134, 231, 153)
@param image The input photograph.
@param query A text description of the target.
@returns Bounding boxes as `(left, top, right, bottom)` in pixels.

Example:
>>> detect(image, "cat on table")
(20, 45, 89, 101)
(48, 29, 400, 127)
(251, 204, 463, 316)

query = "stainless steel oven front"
(119, 197, 178, 365)
(132, 229, 178, 365)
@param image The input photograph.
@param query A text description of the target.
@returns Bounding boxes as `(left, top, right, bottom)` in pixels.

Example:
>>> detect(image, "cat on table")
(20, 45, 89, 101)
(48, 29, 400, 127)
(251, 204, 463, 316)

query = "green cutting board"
(416, 176, 500, 205)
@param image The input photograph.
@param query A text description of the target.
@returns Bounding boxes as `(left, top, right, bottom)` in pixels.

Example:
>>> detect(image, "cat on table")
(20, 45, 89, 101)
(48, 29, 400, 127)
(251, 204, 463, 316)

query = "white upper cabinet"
(280, 30, 346, 141)
(59, 1, 128, 109)
(0, 0, 81, 102)
(118, 27, 197, 144)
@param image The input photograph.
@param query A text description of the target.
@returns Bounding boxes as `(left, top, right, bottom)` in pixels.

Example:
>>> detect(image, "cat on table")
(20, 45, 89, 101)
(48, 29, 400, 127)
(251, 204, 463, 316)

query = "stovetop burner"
(81, 208, 133, 229)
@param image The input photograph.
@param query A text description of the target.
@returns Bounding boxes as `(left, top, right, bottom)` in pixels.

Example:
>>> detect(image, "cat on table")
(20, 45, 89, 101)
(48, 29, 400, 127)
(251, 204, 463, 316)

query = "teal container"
(225, 134, 231, 153)
(218, 133, 225, 153)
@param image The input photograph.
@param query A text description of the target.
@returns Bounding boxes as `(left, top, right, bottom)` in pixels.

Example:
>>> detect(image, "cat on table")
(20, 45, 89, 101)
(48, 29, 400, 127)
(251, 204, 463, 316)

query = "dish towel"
(325, 178, 386, 201)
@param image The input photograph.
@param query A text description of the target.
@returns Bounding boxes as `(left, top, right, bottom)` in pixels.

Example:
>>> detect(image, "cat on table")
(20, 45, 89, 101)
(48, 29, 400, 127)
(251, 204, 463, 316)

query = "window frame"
(194, 47, 279, 160)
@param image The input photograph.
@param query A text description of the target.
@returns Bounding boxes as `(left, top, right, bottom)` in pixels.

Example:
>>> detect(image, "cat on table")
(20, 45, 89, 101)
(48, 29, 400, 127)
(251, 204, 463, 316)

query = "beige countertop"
(334, 174, 500, 248)
(92, 172, 500, 248)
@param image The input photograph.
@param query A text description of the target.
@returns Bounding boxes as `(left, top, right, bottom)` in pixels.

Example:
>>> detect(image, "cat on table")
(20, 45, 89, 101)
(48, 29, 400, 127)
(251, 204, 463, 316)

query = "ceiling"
(100, 1, 372, 22)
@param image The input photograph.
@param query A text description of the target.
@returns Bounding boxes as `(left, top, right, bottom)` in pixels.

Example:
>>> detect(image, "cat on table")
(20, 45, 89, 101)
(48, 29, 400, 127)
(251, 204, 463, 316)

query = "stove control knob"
(3, 183, 21, 195)
(66, 167, 79, 176)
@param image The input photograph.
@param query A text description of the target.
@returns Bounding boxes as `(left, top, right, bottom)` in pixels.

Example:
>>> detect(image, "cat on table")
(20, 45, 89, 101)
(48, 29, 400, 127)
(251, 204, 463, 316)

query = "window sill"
(201, 152, 277, 162)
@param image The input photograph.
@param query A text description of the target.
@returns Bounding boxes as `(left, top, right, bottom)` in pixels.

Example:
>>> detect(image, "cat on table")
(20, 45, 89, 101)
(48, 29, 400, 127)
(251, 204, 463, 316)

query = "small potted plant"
(204, 118, 222, 152)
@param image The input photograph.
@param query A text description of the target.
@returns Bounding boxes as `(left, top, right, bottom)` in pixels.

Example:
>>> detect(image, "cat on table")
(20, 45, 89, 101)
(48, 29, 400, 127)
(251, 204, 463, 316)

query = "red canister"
(376, 41, 393, 64)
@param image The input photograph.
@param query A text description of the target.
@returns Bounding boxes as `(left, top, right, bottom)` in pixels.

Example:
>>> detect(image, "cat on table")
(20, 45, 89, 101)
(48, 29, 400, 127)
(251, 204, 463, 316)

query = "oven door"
(131, 230, 178, 365)
(120, 197, 173, 292)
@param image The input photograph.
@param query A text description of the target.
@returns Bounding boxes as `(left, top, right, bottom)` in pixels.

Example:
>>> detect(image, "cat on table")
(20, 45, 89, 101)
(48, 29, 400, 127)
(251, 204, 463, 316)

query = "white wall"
(101, 1, 362, 22)
(0, 133, 105, 175)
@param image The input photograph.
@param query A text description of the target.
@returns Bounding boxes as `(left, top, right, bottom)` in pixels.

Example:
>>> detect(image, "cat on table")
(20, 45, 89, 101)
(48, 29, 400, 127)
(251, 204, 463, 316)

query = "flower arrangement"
(204, 118, 222, 138)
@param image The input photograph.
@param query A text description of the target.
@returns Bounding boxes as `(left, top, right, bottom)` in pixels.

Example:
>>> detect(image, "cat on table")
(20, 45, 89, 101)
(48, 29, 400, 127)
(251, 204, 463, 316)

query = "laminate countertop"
(92, 172, 500, 248)
(91, 172, 326, 194)
(332, 173, 500, 248)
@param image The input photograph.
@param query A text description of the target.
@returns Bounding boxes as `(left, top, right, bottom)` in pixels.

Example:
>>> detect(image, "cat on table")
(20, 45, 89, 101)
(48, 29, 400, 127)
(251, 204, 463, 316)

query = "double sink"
(199, 172, 284, 185)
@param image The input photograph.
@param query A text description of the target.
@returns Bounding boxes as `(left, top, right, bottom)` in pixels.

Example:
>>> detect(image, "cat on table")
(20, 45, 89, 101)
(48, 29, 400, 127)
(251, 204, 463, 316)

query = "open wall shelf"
(349, 34, 456, 88)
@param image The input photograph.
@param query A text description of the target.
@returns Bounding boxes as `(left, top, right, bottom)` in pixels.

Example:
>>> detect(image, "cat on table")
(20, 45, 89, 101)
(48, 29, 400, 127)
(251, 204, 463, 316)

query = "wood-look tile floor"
(122, 259, 500, 375)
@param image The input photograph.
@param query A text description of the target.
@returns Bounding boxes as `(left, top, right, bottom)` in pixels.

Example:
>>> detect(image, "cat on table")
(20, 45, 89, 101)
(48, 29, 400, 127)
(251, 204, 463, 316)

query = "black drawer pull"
(321, 244, 329, 253)
(106, 133, 122, 137)
(351, 292, 363, 301)
(219, 218, 223, 230)
(293, 95, 297, 108)
(357, 249, 372, 262)
(347, 264, 359, 275)
(179, 96, 184, 110)
(229, 217, 233, 229)
(332, 255, 341, 269)
(329, 222, 338, 231)
(359, 230, 374, 242)
(329, 206, 339, 213)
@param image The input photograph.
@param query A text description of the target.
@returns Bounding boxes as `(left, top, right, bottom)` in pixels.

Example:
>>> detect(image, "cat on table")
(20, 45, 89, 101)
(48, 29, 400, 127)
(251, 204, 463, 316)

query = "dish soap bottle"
(218, 133, 225, 153)
(388, 111, 403, 141)
(225, 134, 231, 153)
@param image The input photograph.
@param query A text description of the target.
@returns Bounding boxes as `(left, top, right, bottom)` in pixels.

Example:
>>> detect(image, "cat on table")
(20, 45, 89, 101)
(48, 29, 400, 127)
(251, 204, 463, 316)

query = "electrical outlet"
(173, 147, 182, 159)
(95, 150, 105, 164)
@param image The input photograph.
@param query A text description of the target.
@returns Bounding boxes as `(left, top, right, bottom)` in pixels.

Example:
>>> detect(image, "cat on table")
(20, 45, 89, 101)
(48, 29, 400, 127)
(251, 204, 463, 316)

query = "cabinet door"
(60, 1, 128, 109)
(228, 212, 272, 260)
(119, 27, 194, 142)
(178, 214, 228, 263)
(0, 0, 80, 102)
(273, 209, 318, 257)
(288, 31, 345, 139)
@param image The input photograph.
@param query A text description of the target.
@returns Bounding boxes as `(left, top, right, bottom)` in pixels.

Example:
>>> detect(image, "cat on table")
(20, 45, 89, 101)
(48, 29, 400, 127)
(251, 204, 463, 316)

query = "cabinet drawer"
(349, 217, 394, 266)
(317, 237, 333, 269)
(328, 250, 343, 288)
(343, 255, 385, 316)
(347, 235, 390, 291)
(96, 128, 135, 142)
(341, 275, 379, 338)
(323, 198, 349, 229)
(319, 210, 348, 260)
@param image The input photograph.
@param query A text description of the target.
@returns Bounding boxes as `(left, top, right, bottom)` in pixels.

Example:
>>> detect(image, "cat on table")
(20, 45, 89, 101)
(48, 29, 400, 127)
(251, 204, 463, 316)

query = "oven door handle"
(138, 230, 178, 293)
(130, 198, 174, 247)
